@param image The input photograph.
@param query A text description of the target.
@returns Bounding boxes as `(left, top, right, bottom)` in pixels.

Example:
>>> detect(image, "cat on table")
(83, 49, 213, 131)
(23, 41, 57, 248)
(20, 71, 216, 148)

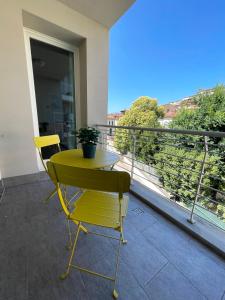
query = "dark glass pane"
(30, 38, 76, 159)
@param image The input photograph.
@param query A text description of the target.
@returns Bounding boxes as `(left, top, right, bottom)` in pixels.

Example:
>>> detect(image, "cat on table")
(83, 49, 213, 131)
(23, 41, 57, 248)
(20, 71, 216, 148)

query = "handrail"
(96, 124, 225, 138)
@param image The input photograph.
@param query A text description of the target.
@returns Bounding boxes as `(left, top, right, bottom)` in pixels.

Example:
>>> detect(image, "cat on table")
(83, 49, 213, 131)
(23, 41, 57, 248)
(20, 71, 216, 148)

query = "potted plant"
(76, 127, 100, 158)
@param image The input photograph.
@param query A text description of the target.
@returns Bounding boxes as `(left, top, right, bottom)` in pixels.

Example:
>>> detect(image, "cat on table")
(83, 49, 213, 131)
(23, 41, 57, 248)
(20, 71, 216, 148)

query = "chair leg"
(60, 222, 81, 280)
(65, 219, 73, 250)
(43, 188, 57, 203)
(65, 219, 87, 251)
(112, 232, 122, 299)
(121, 220, 127, 244)
(121, 230, 127, 245)
(66, 190, 80, 206)
(63, 187, 82, 208)
(63, 185, 70, 207)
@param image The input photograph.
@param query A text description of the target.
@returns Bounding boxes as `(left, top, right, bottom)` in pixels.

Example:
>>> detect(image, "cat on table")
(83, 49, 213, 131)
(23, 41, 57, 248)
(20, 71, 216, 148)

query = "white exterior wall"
(159, 118, 173, 128)
(0, 0, 109, 178)
(107, 119, 119, 126)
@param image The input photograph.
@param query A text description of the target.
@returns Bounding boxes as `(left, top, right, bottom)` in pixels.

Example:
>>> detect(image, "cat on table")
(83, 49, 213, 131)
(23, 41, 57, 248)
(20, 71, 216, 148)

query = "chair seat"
(69, 191, 129, 228)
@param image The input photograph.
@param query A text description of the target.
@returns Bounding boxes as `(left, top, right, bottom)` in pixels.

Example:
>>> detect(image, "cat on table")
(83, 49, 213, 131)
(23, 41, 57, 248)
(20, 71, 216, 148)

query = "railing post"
(130, 130, 136, 183)
(100, 130, 105, 150)
(188, 136, 208, 224)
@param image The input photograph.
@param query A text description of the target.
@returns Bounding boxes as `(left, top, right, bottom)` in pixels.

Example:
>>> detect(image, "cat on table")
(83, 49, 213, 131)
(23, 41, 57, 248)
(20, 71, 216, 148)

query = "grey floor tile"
(173, 239, 225, 300)
(70, 229, 117, 270)
(117, 261, 150, 300)
(145, 263, 206, 300)
(28, 264, 88, 300)
(80, 260, 113, 300)
(222, 290, 225, 300)
(142, 219, 192, 264)
(121, 224, 168, 287)
(81, 256, 150, 300)
(0, 245, 28, 300)
(143, 220, 225, 300)
(126, 204, 157, 232)
(1, 178, 225, 300)
(129, 193, 158, 216)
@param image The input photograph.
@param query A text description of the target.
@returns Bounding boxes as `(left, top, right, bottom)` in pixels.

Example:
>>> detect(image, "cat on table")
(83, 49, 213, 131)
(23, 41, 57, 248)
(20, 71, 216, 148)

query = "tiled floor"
(0, 178, 225, 300)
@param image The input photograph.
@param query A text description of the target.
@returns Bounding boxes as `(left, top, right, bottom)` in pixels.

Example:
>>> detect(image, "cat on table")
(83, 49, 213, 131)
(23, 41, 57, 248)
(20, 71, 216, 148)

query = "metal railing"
(96, 124, 225, 231)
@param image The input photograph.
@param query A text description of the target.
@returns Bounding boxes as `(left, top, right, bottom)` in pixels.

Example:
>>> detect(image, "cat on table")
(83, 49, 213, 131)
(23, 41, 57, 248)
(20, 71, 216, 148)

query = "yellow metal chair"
(47, 161, 130, 299)
(33, 135, 61, 203)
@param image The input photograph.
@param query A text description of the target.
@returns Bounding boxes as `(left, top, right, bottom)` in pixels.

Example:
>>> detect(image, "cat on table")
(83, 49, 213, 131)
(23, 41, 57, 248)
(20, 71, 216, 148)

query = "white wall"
(0, 0, 109, 178)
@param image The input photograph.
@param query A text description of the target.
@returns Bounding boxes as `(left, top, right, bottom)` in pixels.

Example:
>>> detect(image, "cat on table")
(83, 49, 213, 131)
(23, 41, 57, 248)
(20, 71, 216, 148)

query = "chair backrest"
(47, 161, 130, 217)
(47, 161, 130, 195)
(33, 135, 60, 149)
(33, 135, 61, 172)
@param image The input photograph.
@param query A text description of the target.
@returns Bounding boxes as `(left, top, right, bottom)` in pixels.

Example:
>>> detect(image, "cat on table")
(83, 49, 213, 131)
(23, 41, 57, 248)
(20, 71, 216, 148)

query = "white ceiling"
(57, 0, 135, 28)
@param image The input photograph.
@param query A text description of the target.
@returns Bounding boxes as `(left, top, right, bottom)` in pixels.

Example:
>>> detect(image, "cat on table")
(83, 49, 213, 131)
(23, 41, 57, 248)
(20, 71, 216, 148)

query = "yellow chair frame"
(47, 161, 130, 299)
(33, 135, 61, 203)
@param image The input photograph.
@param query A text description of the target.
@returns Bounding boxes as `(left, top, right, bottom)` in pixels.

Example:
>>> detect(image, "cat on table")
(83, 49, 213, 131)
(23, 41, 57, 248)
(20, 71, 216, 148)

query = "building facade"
(0, 0, 134, 179)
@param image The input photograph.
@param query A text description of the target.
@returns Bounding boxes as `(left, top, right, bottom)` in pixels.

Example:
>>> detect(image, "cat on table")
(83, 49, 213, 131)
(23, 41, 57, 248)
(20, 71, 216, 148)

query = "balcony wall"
(0, 0, 109, 178)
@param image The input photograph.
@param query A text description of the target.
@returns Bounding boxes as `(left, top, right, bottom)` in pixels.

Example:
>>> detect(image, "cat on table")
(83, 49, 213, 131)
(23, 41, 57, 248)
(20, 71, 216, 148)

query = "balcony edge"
(130, 180, 225, 259)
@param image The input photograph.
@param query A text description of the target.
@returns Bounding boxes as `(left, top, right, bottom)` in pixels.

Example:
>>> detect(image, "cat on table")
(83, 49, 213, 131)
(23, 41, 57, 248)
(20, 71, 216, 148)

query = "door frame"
(24, 28, 80, 171)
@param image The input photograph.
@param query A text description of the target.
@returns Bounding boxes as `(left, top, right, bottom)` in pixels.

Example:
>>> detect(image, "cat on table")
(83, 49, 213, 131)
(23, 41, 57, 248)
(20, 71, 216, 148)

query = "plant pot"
(82, 143, 97, 158)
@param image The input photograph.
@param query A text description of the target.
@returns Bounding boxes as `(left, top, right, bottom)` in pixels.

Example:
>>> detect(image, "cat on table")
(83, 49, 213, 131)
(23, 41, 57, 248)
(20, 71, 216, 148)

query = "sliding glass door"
(30, 38, 76, 159)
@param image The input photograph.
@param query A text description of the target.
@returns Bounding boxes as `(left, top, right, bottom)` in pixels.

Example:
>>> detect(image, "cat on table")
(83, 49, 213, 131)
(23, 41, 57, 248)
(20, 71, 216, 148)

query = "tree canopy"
(114, 96, 164, 161)
(113, 88, 225, 220)
(171, 85, 225, 132)
(118, 96, 164, 126)
(156, 85, 225, 218)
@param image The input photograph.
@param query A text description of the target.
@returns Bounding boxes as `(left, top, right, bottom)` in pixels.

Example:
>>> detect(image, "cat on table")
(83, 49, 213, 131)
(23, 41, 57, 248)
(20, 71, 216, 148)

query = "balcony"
(5, 0, 225, 298)
(1, 173, 225, 300)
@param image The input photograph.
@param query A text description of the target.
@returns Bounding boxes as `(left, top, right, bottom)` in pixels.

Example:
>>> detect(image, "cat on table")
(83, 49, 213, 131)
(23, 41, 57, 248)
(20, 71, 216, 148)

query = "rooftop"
(1, 175, 225, 299)
(107, 113, 123, 120)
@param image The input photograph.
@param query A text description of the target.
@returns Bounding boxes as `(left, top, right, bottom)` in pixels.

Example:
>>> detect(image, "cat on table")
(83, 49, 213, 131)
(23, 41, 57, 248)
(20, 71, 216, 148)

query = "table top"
(50, 149, 120, 169)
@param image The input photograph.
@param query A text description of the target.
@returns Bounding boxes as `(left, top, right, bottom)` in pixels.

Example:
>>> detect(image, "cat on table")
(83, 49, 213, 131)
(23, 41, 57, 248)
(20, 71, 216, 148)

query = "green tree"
(155, 85, 225, 213)
(155, 146, 221, 204)
(172, 85, 225, 132)
(114, 96, 164, 162)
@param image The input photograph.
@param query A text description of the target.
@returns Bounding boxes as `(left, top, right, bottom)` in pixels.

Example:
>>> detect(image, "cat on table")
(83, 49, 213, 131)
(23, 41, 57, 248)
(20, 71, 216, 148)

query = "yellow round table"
(50, 149, 120, 169)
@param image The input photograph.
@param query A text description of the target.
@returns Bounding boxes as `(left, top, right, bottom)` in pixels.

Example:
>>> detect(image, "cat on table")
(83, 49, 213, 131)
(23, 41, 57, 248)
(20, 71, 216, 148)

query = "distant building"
(159, 88, 213, 127)
(159, 117, 174, 127)
(107, 111, 126, 136)
(107, 110, 126, 126)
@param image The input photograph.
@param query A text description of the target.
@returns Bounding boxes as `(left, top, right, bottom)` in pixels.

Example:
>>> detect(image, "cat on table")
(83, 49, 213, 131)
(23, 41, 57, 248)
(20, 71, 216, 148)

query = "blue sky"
(108, 0, 225, 112)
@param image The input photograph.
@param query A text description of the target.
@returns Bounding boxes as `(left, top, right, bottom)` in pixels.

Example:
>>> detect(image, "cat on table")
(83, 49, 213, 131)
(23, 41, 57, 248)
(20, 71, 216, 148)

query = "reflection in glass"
(30, 38, 76, 159)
